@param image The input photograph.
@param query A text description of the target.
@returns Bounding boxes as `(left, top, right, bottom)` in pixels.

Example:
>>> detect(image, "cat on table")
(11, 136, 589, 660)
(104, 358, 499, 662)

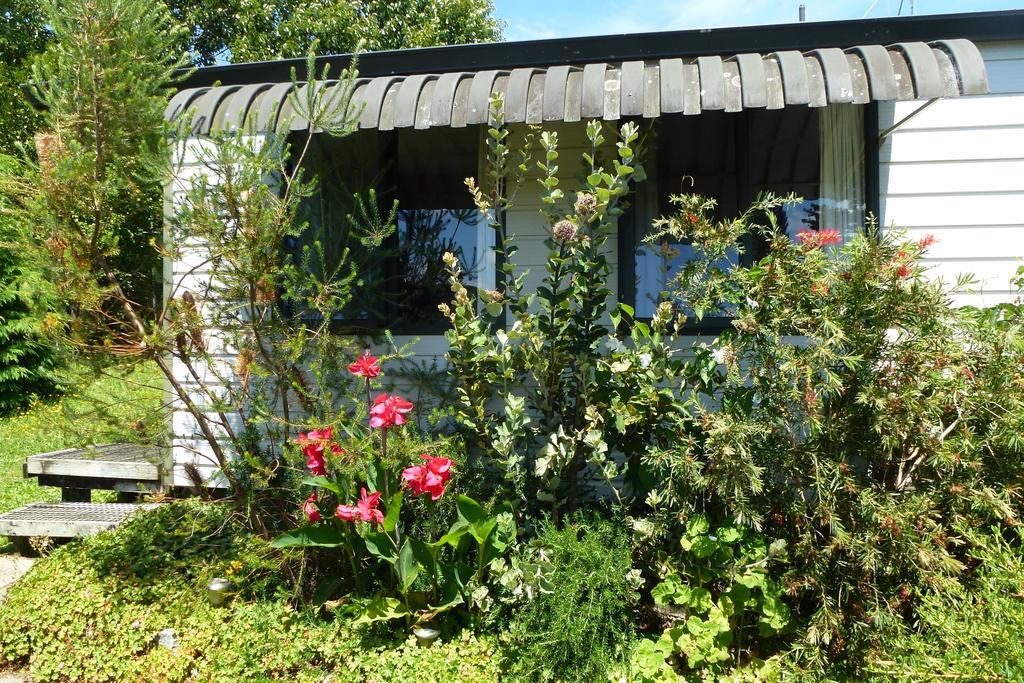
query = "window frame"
(286, 125, 492, 337)
(619, 104, 878, 333)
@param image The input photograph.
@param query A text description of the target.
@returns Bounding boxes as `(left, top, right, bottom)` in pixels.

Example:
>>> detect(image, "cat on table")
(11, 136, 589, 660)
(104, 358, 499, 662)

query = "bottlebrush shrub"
(273, 353, 516, 627)
(644, 193, 1024, 669)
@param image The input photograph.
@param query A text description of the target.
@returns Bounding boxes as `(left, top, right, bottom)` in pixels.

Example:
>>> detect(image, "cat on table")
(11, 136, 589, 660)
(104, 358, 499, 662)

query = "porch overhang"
(166, 39, 988, 135)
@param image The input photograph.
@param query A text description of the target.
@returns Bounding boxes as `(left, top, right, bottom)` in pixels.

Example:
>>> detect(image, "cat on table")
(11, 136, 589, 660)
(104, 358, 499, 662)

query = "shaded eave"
(179, 9, 1024, 89)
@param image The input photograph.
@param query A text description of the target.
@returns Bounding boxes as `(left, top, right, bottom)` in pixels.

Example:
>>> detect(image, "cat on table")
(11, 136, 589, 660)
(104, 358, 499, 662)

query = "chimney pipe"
(799, 4, 806, 21)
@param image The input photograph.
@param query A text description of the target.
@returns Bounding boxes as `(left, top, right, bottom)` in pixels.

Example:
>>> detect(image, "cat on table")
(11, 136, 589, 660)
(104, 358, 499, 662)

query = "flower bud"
(574, 192, 598, 219)
(552, 219, 579, 243)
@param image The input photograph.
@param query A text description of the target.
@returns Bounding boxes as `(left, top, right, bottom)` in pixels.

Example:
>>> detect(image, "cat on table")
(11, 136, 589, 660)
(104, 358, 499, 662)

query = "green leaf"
(690, 536, 719, 559)
(397, 540, 420, 592)
(688, 587, 713, 613)
(431, 519, 470, 548)
(299, 476, 341, 495)
(382, 490, 403, 533)
(271, 525, 345, 548)
(409, 537, 436, 577)
(362, 530, 398, 564)
(352, 596, 410, 626)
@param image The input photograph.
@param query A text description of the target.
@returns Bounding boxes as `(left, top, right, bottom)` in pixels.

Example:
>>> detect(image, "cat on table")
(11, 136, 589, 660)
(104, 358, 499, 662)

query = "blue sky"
(492, 0, 1023, 41)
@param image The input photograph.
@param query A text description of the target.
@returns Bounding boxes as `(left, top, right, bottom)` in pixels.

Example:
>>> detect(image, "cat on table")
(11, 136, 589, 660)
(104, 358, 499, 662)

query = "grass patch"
(0, 361, 164, 543)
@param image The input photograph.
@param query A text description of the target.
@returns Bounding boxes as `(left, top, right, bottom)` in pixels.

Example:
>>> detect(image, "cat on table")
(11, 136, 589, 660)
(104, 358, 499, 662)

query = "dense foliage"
(503, 515, 637, 682)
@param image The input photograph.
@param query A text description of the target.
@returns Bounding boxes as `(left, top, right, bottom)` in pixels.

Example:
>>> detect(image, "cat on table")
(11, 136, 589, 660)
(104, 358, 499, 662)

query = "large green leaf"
(431, 519, 470, 548)
(481, 510, 517, 566)
(300, 475, 341, 495)
(271, 525, 345, 548)
(382, 490, 403, 533)
(362, 530, 398, 564)
(352, 596, 410, 626)
(456, 494, 498, 545)
(397, 540, 420, 592)
(409, 537, 436, 577)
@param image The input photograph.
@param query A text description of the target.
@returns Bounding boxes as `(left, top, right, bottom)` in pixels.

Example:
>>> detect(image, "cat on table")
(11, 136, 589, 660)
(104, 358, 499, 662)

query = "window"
(628, 105, 866, 324)
(292, 127, 487, 332)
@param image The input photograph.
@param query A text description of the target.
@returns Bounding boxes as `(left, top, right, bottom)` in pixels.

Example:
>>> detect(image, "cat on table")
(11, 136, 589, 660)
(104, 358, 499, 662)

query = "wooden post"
(61, 488, 91, 502)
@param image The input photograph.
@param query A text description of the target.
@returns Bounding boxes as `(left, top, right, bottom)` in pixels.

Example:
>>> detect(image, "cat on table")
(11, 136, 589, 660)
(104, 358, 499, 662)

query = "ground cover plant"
(0, 499, 505, 682)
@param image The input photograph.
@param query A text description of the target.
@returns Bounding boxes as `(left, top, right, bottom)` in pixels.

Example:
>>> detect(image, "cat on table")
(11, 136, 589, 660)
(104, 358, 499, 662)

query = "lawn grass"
(0, 361, 164, 524)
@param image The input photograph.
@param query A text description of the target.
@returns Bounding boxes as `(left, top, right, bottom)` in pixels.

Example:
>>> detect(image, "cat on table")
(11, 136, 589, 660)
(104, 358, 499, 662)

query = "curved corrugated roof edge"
(166, 39, 988, 136)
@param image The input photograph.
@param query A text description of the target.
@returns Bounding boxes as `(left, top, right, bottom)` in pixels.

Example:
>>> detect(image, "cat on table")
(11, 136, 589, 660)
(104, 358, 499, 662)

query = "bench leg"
(12, 536, 33, 556)
(61, 488, 91, 502)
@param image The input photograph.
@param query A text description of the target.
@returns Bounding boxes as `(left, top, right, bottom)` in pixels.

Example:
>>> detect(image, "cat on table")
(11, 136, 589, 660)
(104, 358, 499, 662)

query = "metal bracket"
(878, 97, 938, 146)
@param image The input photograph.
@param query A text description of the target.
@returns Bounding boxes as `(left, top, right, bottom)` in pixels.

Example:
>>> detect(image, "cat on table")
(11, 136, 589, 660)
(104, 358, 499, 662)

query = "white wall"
(879, 40, 1024, 306)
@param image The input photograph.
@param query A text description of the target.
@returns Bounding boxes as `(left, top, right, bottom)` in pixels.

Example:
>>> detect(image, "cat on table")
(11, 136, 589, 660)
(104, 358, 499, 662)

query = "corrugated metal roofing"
(166, 39, 988, 134)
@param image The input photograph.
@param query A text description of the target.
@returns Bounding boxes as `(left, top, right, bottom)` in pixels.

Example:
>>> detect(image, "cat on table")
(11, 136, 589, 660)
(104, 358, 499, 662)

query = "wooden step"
(0, 502, 158, 540)
(25, 444, 161, 491)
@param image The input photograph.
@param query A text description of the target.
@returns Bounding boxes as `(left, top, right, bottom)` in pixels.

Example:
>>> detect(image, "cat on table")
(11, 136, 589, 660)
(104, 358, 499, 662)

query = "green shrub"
(504, 515, 637, 682)
(638, 199, 1024, 667)
(862, 529, 1024, 682)
(0, 499, 504, 682)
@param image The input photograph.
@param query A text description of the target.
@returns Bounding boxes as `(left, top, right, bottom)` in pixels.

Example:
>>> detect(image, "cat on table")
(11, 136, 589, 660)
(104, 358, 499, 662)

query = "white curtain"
(819, 104, 866, 243)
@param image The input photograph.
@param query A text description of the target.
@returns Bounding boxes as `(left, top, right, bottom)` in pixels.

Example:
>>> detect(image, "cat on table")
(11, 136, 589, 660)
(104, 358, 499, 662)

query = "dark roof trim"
(180, 9, 1024, 89)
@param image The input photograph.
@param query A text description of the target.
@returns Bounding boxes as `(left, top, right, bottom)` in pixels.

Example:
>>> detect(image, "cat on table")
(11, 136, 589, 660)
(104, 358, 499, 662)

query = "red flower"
(301, 493, 321, 522)
(335, 488, 384, 524)
(402, 454, 453, 500)
(348, 352, 381, 379)
(796, 228, 842, 249)
(917, 234, 938, 251)
(302, 444, 327, 477)
(894, 250, 913, 278)
(295, 428, 338, 476)
(369, 393, 414, 429)
(296, 427, 333, 444)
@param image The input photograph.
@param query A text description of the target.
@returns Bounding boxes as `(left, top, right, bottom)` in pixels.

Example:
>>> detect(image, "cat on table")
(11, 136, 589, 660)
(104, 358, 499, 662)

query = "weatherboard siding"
(878, 40, 1024, 307)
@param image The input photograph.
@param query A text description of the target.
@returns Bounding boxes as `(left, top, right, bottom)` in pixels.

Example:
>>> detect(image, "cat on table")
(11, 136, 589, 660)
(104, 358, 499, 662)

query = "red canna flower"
(304, 447, 327, 477)
(336, 488, 384, 524)
(369, 393, 414, 429)
(348, 352, 382, 379)
(796, 228, 842, 249)
(301, 493, 321, 522)
(295, 428, 339, 476)
(335, 503, 356, 522)
(402, 454, 453, 500)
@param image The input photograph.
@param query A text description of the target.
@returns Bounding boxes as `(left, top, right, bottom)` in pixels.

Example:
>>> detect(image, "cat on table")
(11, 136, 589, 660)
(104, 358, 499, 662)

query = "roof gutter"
(179, 9, 1024, 89)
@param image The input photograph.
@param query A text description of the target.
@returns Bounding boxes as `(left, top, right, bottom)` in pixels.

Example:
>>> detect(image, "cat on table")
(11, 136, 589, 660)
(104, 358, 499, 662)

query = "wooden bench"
(23, 444, 164, 502)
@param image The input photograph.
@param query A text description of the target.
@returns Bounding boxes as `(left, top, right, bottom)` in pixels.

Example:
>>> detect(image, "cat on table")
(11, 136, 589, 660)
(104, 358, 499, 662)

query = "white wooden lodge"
(155, 9, 1024, 491)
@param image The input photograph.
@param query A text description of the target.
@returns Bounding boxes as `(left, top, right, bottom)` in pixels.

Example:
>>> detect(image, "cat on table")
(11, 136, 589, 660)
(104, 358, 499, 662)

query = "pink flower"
(402, 454, 453, 501)
(301, 493, 321, 522)
(303, 445, 327, 477)
(796, 228, 842, 249)
(336, 488, 384, 524)
(917, 234, 938, 251)
(296, 427, 333, 444)
(348, 352, 381, 379)
(295, 428, 339, 477)
(369, 393, 414, 430)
